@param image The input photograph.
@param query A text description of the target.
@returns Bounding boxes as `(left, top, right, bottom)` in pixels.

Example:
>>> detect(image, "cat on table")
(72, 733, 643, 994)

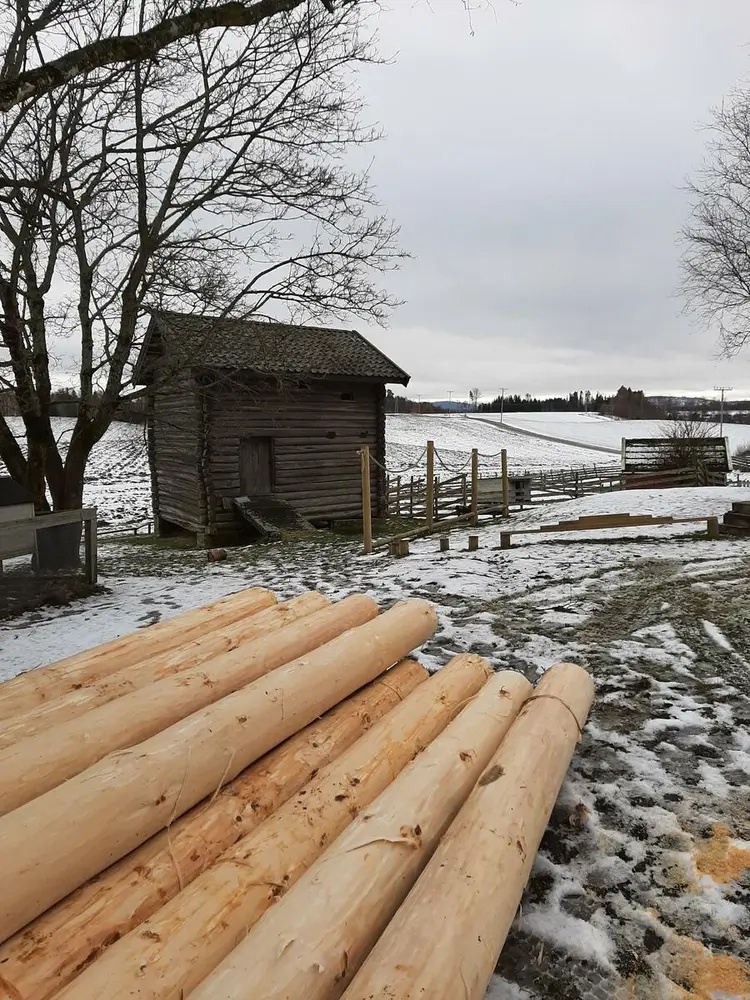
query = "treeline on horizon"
(2, 385, 749, 424)
(387, 386, 750, 422)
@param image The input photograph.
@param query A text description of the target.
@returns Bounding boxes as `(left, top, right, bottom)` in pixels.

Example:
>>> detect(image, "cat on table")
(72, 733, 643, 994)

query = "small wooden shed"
(135, 311, 410, 542)
(621, 436, 732, 488)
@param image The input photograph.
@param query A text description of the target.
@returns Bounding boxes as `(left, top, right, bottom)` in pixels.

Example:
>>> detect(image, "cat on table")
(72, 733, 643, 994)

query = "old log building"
(135, 311, 409, 542)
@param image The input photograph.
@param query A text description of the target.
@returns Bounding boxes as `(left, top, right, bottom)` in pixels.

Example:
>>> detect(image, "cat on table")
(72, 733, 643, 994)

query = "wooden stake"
(189, 671, 533, 1000)
(501, 448, 509, 517)
(342, 662, 595, 1000)
(471, 449, 478, 527)
(426, 440, 435, 531)
(0, 660, 427, 1000)
(54, 654, 489, 1000)
(0, 593, 329, 750)
(0, 600, 438, 942)
(439, 536, 450, 552)
(361, 446, 373, 555)
(0, 588, 276, 723)
(707, 516, 720, 540)
(0, 595, 365, 815)
(468, 535, 479, 552)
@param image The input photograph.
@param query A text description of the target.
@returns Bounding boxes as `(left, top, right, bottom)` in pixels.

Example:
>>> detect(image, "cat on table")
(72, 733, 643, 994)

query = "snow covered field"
(3, 485, 750, 999)
(0, 417, 152, 528)
(1, 414, 620, 530)
(471, 411, 750, 457)
(387, 414, 608, 476)
(2, 411, 748, 532)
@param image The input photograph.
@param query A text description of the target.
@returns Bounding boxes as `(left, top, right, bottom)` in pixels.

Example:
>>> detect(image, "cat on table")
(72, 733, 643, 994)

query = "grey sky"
(358, 0, 750, 399)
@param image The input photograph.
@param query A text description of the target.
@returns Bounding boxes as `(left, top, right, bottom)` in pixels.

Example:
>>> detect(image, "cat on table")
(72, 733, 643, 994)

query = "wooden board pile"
(0, 586, 594, 1000)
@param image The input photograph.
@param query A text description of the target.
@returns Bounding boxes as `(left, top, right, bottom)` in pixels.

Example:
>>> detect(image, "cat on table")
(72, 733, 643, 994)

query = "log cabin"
(134, 310, 410, 543)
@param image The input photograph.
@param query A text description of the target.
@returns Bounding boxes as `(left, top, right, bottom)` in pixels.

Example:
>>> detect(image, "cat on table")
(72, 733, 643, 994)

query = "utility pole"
(448, 389, 453, 409)
(417, 394, 422, 414)
(498, 387, 508, 424)
(714, 386, 733, 437)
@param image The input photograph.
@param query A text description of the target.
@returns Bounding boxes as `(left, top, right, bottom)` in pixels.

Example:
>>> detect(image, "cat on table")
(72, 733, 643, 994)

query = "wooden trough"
(0, 587, 594, 1000)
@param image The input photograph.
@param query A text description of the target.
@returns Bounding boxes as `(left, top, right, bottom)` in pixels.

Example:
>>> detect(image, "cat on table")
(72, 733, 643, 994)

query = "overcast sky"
(356, 0, 750, 400)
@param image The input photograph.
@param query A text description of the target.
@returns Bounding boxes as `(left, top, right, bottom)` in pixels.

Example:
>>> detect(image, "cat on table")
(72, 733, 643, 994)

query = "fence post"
(434, 477, 440, 522)
(84, 512, 98, 585)
(361, 445, 373, 555)
(426, 440, 435, 531)
(471, 448, 479, 526)
(395, 476, 402, 517)
(409, 477, 414, 518)
(501, 448, 509, 518)
(462, 473, 468, 511)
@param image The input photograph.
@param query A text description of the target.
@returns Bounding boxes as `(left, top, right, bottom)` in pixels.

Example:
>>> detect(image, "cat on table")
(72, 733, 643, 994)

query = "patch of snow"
(485, 978, 538, 1000)
(519, 906, 616, 970)
(702, 620, 734, 651)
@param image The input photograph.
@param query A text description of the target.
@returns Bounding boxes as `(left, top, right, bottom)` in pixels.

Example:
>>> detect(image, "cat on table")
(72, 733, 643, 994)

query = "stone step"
(732, 501, 750, 516)
(723, 511, 750, 528)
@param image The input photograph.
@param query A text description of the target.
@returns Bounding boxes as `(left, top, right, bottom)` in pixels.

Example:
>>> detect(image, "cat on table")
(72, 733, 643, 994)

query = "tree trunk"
(54, 651, 487, 1000)
(0, 587, 275, 722)
(341, 662, 596, 1000)
(0, 659, 427, 1000)
(0, 599, 437, 942)
(192, 670, 533, 1000)
(0, 594, 377, 815)
(0, 592, 326, 750)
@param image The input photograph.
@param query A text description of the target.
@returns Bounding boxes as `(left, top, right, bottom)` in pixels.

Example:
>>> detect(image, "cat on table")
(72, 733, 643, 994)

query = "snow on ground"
(3, 485, 750, 999)
(470, 411, 750, 457)
(386, 414, 611, 476)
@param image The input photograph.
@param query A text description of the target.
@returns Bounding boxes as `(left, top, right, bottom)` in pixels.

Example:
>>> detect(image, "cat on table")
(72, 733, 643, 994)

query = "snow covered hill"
(471, 410, 750, 455)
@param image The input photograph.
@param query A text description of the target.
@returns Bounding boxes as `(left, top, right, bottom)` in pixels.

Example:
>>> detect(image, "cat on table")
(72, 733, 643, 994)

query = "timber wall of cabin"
(150, 378, 203, 532)
(203, 374, 384, 537)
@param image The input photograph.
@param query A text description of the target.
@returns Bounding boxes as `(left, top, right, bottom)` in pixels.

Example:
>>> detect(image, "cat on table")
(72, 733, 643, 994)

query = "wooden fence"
(0, 508, 98, 583)
(386, 463, 623, 520)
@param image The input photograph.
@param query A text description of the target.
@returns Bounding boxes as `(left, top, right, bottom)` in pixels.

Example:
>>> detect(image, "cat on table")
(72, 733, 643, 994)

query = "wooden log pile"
(0, 586, 594, 1000)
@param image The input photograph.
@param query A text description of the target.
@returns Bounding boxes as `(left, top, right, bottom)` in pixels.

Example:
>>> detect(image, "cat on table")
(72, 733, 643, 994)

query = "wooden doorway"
(240, 437, 274, 496)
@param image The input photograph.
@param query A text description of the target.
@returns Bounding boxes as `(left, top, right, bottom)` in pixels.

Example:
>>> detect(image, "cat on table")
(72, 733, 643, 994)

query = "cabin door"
(239, 437, 274, 495)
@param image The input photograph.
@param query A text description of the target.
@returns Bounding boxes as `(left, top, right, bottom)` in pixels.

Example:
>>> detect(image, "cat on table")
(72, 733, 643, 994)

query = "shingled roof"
(135, 311, 410, 385)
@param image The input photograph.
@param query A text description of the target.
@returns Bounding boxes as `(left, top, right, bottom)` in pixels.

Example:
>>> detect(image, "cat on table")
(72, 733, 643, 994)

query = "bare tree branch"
(0, 0, 357, 111)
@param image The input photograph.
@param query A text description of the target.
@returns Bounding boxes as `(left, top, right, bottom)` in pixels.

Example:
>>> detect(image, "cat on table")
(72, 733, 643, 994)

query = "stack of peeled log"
(0, 585, 594, 1000)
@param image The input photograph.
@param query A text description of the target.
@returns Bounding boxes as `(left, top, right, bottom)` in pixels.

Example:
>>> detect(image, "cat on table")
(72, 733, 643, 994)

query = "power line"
(714, 386, 733, 438)
(497, 387, 508, 425)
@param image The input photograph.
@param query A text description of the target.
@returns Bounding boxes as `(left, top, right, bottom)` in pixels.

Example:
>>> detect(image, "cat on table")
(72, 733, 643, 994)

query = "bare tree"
(659, 417, 717, 471)
(681, 88, 750, 357)
(0, 1, 402, 538)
